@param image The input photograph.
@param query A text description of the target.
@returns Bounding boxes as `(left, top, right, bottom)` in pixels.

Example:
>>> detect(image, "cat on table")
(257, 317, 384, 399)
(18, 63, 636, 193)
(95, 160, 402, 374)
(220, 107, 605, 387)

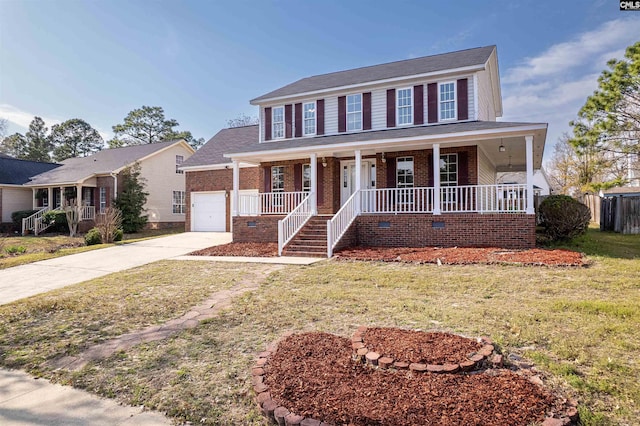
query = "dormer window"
(439, 82, 456, 121)
(272, 106, 285, 139)
(303, 102, 316, 136)
(397, 88, 413, 125)
(347, 94, 362, 131)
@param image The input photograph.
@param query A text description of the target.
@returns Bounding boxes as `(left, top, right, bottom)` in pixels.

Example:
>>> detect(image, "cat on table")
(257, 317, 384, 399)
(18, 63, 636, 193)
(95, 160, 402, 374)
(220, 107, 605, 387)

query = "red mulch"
(363, 328, 483, 365)
(264, 332, 562, 426)
(335, 246, 586, 266)
(190, 242, 278, 257)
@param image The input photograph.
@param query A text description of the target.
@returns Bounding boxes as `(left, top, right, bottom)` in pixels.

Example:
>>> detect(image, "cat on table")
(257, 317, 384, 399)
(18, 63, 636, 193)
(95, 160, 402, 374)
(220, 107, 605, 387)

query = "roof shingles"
(181, 125, 258, 167)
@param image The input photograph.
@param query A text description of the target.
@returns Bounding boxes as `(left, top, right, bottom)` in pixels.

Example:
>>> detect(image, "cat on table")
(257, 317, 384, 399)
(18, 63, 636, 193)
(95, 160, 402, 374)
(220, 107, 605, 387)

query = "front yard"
(0, 229, 638, 425)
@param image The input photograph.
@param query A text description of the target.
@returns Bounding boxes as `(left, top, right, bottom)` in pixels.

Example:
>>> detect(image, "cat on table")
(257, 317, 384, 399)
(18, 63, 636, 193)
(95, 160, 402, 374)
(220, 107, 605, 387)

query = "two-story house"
(204, 46, 547, 256)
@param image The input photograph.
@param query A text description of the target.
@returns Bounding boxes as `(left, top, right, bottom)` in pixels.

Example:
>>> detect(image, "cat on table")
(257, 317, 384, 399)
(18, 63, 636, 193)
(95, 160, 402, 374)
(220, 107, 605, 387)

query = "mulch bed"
(190, 242, 278, 257)
(259, 331, 573, 425)
(335, 246, 586, 266)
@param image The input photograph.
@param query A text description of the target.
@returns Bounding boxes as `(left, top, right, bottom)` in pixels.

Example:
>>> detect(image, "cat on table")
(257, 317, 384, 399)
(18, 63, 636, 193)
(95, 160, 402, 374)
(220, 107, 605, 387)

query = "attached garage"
(191, 192, 227, 232)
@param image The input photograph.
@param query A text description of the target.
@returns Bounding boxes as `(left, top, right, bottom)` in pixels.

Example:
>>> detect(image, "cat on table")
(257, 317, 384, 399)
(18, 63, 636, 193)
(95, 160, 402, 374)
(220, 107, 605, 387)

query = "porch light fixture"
(499, 142, 506, 152)
(381, 152, 386, 163)
(322, 157, 327, 168)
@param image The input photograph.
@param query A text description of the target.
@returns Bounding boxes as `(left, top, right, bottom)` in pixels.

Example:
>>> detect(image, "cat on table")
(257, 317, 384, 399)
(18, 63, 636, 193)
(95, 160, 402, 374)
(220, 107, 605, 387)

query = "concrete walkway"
(0, 232, 232, 305)
(0, 369, 171, 425)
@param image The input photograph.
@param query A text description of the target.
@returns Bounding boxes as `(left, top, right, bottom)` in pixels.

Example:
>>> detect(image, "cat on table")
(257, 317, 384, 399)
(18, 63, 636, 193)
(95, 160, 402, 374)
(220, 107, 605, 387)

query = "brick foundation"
(232, 215, 282, 243)
(355, 213, 535, 249)
(145, 221, 185, 230)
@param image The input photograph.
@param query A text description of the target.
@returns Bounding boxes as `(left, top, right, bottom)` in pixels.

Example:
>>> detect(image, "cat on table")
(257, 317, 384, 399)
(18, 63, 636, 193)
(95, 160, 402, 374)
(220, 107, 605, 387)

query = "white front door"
(340, 160, 376, 206)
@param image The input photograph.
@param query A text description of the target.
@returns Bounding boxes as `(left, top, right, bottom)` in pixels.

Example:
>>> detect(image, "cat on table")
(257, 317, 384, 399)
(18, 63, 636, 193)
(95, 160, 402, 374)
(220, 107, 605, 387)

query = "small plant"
(42, 211, 68, 233)
(114, 228, 124, 242)
(11, 209, 40, 232)
(538, 195, 591, 241)
(5, 245, 27, 255)
(95, 207, 123, 243)
(84, 228, 102, 246)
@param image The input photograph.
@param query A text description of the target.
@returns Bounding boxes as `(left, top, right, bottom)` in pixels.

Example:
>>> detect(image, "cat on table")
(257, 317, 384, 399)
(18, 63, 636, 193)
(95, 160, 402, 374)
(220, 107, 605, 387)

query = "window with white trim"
(175, 155, 184, 174)
(396, 88, 413, 125)
(303, 102, 316, 136)
(396, 157, 414, 188)
(439, 154, 458, 186)
(272, 106, 284, 139)
(271, 166, 285, 207)
(302, 164, 311, 193)
(439, 82, 456, 121)
(172, 190, 185, 214)
(346, 94, 362, 131)
(99, 187, 107, 213)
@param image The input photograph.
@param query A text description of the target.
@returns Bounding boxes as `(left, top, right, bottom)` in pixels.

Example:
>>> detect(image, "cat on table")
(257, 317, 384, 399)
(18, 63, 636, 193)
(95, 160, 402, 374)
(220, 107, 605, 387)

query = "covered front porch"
(22, 185, 97, 235)
(226, 123, 546, 256)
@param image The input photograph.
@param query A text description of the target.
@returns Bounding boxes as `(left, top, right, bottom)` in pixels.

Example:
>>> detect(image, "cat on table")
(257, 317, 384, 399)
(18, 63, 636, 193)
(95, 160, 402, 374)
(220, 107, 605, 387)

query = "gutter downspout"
(110, 172, 118, 202)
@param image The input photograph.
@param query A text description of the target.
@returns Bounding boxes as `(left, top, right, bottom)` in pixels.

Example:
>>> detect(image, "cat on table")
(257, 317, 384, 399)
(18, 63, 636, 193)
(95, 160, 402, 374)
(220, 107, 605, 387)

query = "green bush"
(84, 228, 102, 245)
(114, 228, 124, 242)
(42, 211, 68, 233)
(5, 245, 27, 255)
(11, 210, 40, 232)
(538, 195, 591, 241)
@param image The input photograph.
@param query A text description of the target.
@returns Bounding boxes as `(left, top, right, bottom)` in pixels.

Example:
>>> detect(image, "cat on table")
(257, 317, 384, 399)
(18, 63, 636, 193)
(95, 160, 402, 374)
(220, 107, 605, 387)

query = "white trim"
(396, 87, 413, 126)
(224, 124, 548, 159)
(190, 190, 227, 232)
(438, 81, 457, 121)
(250, 64, 487, 105)
(112, 139, 195, 174)
(180, 163, 257, 172)
(272, 105, 285, 140)
(432, 143, 441, 215)
(172, 190, 186, 215)
(473, 73, 479, 121)
(346, 93, 363, 132)
(303, 101, 316, 136)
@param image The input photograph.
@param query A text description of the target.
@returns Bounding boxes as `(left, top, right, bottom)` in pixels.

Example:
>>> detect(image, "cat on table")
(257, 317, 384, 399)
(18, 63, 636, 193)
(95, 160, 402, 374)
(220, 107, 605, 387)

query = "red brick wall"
(355, 213, 535, 249)
(232, 215, 281, 243)
(185, 167, 259, 232)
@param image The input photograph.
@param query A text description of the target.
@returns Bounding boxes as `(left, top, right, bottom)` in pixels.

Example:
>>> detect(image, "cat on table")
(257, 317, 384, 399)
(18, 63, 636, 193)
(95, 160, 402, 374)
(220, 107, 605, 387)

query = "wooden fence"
(581, 194, 601, 224)
(600, 196, 640, 234)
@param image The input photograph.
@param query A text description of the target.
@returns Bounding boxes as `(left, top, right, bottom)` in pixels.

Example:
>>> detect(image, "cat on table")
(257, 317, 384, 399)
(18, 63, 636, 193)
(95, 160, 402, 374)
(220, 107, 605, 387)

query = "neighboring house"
(180, 125, 259, 232)
(0, 154, 60, 230)
(23, 140, 194, 233)
(600, 186, 640, 198)
(204, 45, 547, 257)
(497, 169, 552, 196)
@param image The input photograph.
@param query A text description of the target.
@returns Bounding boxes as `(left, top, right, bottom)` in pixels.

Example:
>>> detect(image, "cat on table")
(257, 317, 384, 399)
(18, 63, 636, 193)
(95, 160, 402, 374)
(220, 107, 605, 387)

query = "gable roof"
(251, 46, 496, 103)
(0, 157, 61, 185)
(181, 125, 259, 168)
(26, 140, 189, 186)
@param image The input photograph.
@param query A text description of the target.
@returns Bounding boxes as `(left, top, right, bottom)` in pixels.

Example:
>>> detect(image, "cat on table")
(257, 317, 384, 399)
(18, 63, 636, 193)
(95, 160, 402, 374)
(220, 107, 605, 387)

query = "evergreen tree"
(50, 118, 104, 161)
(114, 163, 149, 233)
(25, 117, 52, 162)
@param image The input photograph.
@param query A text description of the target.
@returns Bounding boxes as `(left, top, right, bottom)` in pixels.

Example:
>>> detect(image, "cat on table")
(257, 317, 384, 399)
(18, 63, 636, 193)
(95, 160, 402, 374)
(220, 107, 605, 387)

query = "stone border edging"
(252, 328, 580, 426)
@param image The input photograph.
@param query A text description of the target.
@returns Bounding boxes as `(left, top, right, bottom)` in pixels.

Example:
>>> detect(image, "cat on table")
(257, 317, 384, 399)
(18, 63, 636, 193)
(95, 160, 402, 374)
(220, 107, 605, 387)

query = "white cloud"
(0, 104, 61, 132)
(500, 17, 640, 162)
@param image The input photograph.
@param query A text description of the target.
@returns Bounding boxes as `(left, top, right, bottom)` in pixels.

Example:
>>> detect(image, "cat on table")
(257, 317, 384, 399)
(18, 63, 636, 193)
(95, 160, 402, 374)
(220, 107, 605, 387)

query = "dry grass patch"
(0, 260, 244, 374)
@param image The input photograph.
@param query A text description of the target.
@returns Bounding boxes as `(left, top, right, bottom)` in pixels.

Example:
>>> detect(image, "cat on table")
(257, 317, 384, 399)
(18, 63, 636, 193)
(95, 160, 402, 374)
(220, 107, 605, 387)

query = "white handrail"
(80, 205, 96, 221)
(238, 192, 307, 216)
(327, 190, 359, 258)
(277, 193, 312, 256)
(22, 207, 49, 235)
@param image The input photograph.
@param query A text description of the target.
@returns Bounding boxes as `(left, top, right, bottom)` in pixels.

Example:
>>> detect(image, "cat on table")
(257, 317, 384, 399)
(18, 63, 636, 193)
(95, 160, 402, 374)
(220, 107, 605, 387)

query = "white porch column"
(432, 143, 441, 215)
(354, 150, 362, 214)
(59, 186, 64, 208)
(47, 187, 52, 208)
(310, 153, 317, 215)
(31, 188, 36, 209)
(76, 184, 82, 208)
(525, 135, 534, 214)
(232, 160, 240, 217)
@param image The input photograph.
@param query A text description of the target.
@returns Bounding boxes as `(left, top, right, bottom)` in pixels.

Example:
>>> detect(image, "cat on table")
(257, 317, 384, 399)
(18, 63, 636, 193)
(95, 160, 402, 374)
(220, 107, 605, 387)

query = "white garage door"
(192, 192, 226, 232)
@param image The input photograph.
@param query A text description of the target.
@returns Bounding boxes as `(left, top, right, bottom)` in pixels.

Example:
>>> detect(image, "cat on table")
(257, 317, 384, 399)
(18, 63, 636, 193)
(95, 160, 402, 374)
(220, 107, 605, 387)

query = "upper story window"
(397, 88, 413, 126)
(439, 82, 456, 121)
(302, 164, 311, 193)
(347, 94, 362, 131)
(440, 153, 458, 186)
(176, 155, 184, 174)
(303, 102, 316, 136)
(272, 106, 285, 139)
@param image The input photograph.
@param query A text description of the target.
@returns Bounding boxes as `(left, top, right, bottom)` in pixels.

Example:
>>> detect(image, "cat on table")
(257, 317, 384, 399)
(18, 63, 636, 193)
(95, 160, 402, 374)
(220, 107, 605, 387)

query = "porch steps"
(282, 215, 330, 258)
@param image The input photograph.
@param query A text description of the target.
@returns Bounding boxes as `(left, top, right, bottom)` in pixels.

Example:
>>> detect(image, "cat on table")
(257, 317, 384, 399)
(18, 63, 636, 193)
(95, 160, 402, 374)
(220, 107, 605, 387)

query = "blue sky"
(1, 0, 639, 162)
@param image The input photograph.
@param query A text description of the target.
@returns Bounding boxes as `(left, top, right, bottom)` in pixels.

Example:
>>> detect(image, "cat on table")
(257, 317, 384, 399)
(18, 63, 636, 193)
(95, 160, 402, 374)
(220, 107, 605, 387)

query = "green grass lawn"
(0, 229, 638, 425)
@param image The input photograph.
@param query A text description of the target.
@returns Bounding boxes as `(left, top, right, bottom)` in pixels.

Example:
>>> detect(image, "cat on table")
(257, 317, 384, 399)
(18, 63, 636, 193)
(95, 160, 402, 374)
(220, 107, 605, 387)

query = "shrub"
(84, 228, 102, 245)
(11, 210, 40, 232)
(95, 208, 123, 243)
(114, 163, 148, 233)
(538, 195, 591, 241)
(42, 211, 68, 233)
(5, 245, 27, 255)
(114, 228, 124, 242)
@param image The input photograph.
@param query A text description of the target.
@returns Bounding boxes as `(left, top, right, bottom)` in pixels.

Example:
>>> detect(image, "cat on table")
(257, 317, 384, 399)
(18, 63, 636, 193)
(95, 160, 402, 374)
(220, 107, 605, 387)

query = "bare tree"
(227, 113, 259, 128)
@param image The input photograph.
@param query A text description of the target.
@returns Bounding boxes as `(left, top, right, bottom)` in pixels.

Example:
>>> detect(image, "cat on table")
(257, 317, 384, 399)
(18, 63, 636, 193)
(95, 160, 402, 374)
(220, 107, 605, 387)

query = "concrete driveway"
(0, 232, 231, 305)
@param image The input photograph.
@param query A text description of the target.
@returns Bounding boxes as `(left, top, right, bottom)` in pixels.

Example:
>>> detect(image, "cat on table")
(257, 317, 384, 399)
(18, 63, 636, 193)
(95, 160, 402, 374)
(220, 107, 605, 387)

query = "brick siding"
(185, 167, 259, 232)
(232, 215, 281, 243)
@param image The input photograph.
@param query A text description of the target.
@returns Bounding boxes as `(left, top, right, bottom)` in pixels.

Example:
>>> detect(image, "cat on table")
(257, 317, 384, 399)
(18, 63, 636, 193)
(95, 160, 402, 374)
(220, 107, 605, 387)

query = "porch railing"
(277, 192, 312, 256)
(359, 184, 528, 214)
(22, 207, 50, 235)
(239, 191, 307, 216)
(80, 205, 96, 221)
(327, 190, 360, 258)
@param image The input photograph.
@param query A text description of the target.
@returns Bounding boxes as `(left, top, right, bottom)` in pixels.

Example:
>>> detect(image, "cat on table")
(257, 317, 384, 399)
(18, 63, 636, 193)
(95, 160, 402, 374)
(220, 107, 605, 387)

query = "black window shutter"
(414, 85, 424, 125)
(458, 151, 469, 185)
(363, 92, 372, 130)
(294, 163, 302, 191)
(285, 104, 292, 138)
(264, 107, 272, 141)
(427, 83, 438, 123)
(386, 158, 396, 188)
(457, 79, 468, 120)
(386, 89, 396, 128)
(317, 163, 324, 206)
(338, 96, 346, 133)
(427, 154, 434, 187)
(295, 103, 302, 137)
(316, 99, 325, 135)
(263, 167, 271, 193)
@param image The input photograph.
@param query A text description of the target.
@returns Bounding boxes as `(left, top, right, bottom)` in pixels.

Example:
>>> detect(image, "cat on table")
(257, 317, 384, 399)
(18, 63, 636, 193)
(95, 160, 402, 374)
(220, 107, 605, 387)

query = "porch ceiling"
(225, 121, 547, 169)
